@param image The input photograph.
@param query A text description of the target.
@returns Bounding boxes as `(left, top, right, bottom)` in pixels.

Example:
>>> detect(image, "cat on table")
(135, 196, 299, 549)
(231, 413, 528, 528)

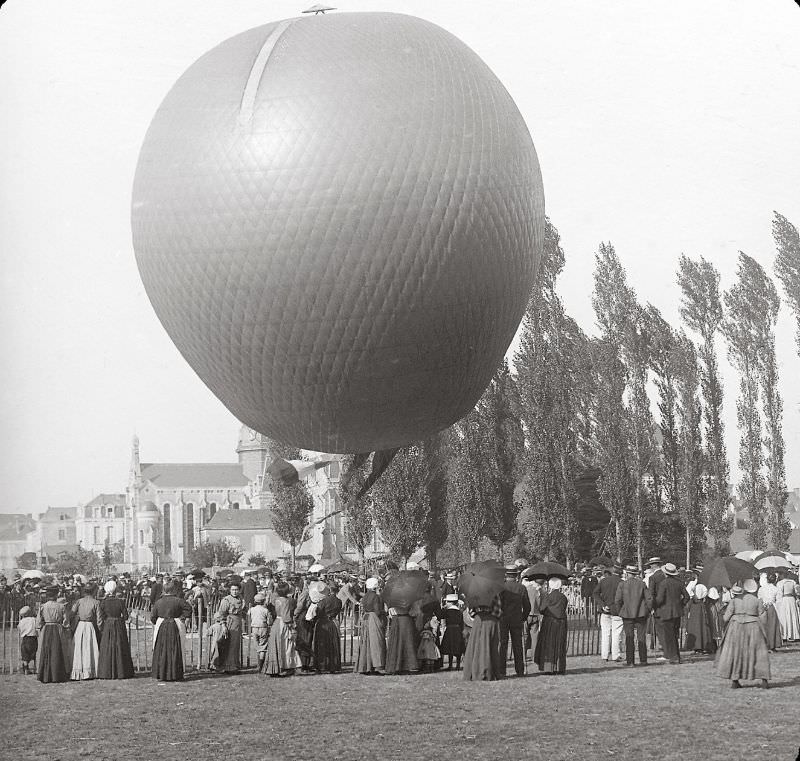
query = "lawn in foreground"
(3, 647, 799, 761)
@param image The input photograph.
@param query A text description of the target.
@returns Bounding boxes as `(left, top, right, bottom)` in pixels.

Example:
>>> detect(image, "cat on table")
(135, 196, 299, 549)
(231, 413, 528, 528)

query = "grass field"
(3, 645, 800, 761)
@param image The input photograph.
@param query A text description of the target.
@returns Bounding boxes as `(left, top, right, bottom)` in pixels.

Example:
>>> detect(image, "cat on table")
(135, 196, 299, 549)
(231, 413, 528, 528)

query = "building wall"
(39, 509, 76, 547)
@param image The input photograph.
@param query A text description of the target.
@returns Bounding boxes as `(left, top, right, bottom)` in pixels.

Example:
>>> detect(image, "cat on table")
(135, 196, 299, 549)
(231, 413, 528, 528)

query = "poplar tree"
(674, 333, 707, 567)
(677, 255, 732, 554)
(515, 220, 587, 563)
(268, 440, 314, 571)
(481, 363, 525, 561)
(773, 212, 800, 355)
(339, 454, 376, 569)
(722, 253, 770, 549)
(371, 444, 430, 566)
(420, 431, 451, 572)
(448, 407, 493, 562)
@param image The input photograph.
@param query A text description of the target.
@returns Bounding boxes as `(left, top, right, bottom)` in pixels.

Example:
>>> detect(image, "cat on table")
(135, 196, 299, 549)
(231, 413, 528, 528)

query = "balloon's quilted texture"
(132, 12, 544, 453)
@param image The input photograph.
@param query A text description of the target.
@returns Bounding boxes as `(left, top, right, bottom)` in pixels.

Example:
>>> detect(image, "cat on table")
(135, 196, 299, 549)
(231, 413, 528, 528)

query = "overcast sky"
(1, 0, 798, 516)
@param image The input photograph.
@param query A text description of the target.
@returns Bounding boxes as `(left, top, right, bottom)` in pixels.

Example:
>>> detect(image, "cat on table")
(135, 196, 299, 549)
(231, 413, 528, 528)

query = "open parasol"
(458, 561, 505, 607)
(21, 569, 45, 580)
(753, 551, 792, 571)
(698, 557, 756, 589)
(382, 570, 429, 608)
(733, 550, 762, 561)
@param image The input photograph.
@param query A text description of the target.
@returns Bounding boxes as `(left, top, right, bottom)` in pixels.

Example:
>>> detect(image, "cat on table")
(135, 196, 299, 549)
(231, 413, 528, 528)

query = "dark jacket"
(241, 577, 258, 606)
(655, 576, 689, 619)
(647, 569, 666, 616)
(539, 590, 568, 620)
(614, 577, 652, 619)
(580, 575, 598, 599)
(500, 580, 532, 624)
(594, 573, 622, 615)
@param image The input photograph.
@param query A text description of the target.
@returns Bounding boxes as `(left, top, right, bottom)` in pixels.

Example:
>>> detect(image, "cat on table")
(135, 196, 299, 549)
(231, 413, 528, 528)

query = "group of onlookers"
(589, 556, 800, 687)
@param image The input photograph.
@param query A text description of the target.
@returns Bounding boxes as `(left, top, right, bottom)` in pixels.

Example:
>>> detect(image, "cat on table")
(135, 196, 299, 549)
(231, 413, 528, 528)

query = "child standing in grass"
(208, 612, 228, 672)
(18, 605, 37, 675)
(416, 622, 440, 672)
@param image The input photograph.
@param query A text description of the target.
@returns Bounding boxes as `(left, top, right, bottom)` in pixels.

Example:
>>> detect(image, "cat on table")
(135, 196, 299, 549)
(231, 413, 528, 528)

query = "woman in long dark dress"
(355, 577, 387, 675)
(439, 594, 465, 670)
(151, 580, 192, 681)
(98, 581, 135, 679)
(262, 582, 302, 677)
(36, 587, 70, 683)
(385, 604, 419, 675)
(312, 584, 343, 673)
(534, 578, 568, 674)
(684, 584, 716, 654)
(716, 580, 770, 688)
(462, 596, 502, 681)
(217, 583, 246, 674)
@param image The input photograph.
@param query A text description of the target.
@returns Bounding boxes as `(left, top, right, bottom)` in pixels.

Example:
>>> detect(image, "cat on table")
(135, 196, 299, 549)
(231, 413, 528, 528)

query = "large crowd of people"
(3, 555, 799, 689)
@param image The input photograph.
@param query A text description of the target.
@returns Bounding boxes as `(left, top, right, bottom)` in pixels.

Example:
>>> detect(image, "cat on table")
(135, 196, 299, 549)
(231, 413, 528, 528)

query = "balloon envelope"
(132, 12, 544, 453)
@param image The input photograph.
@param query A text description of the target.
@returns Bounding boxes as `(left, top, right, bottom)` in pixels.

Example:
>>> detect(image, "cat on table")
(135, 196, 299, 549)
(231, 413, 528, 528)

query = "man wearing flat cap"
(614, 565, 652, 667)
(500, 565, 531, 677)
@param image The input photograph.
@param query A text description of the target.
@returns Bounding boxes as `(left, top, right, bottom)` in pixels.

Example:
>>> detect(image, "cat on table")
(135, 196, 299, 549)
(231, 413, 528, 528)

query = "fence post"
(2, 608, 6, 675)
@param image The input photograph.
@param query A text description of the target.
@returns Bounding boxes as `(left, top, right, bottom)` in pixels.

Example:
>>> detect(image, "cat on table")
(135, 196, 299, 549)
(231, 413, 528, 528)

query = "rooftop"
(204, 509, 274, 531)
(140, 463, 249, 489)
(40, 506, 77, 522)
(84, 493, 126, 507)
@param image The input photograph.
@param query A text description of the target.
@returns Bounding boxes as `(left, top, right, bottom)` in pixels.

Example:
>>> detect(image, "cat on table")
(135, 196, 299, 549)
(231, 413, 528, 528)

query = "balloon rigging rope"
(238, 18, 298, 127)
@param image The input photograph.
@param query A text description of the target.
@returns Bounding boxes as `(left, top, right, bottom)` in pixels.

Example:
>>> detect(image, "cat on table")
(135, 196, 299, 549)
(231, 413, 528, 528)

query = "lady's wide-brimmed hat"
(309, 581, 329, 603)
(445, 593, 459, 603)
(707, 587, 720, 600)
(693, 584, 708, 600)
(365, 577, 380, 591)
(743, 578, 758, 594)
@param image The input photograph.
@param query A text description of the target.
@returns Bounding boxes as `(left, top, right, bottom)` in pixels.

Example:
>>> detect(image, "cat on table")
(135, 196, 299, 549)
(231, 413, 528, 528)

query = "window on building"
(328, 461, 341, 479)
(184, 503, 195, 552)
(232, 502, 240, 510)
(209, 502, 217, 518)
(163, 503, 171, 554)
(139, 530, 144, 546)
(106, 526, 113, 543)
(58, 529, 66, 541)
(114, 504, 124, 518)
(60, 513, 66, 521)
(107, 506, 114, 517)
(94, 527, 100, 545)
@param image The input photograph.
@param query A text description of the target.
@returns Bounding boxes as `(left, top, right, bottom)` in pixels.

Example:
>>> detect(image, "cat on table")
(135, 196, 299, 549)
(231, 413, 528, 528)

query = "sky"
(1, 0, 799, 516)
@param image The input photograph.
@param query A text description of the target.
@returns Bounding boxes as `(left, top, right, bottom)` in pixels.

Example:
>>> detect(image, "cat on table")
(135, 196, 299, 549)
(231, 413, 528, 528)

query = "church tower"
(236, 425, 271, 482)
(125, 435, 142, 564)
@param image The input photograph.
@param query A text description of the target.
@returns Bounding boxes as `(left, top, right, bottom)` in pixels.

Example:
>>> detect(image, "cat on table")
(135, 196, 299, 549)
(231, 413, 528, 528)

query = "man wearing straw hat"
(656, 563, 689, 664)
(615, 565, 652, 667)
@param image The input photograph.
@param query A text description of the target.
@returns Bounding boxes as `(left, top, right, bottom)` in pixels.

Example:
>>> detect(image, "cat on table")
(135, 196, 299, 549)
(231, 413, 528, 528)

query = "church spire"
(129, 434, 141, 488)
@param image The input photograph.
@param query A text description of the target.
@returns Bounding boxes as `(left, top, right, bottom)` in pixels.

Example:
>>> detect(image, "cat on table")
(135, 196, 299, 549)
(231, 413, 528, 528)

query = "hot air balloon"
(132, 12, 544, 454)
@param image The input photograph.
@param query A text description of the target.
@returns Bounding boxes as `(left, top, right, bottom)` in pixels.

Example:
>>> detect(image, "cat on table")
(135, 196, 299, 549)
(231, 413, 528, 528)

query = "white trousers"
(599, 613, 623, 660)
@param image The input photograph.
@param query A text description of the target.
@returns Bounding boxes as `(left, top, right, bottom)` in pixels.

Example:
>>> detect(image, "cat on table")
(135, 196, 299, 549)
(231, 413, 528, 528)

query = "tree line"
(269, 212, 800, 570)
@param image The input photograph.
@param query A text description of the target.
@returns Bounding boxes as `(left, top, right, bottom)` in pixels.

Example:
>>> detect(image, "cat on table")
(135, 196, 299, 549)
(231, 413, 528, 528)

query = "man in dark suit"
(500, 565, 531, 677)
(241, 572, 258, 607)
(594, 565, 623, 662)
(580, 569, 599, 617)
(614, 565, 652, 666)
(149, 573, 164, 607)
(645, 556, 667, 659)
(656, 562, 690, 664)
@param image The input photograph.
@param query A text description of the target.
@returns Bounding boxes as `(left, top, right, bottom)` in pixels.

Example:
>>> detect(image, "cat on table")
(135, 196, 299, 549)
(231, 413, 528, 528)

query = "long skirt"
(440, 623, 465, 657)
(313, 616, 341, 673)
(152, 618, 184, 681)
(760, 605, 783, 650)
(220, 619, 242, 673)
(534, 615, 567, 674)
(777, 597, 800, 641)
(98, 618, 135, 679)
(262, 618, 302, 676)
(715, 619, 770, 681)
(385, 614, 418, 674)
(37, 624, 68, 683)
(71, 621, 100, 680)
(208, 634, 227, 671)
(355, 612, 387, 674)
(462, 613, 502, 681)
(684, 603, 716, 653)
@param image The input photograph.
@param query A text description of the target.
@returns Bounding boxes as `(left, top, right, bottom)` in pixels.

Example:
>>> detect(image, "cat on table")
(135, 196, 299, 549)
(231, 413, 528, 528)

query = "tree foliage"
(773, 211, 800, 355)
(186, 539, 244, 568)
(722, 253, 774, 549)
(371, 444, 431, 564)
(677, 254, 732, 554)
(516, 219, 588, 563)
(339, 453, 377, 566)
(51, 546, 102, 576)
